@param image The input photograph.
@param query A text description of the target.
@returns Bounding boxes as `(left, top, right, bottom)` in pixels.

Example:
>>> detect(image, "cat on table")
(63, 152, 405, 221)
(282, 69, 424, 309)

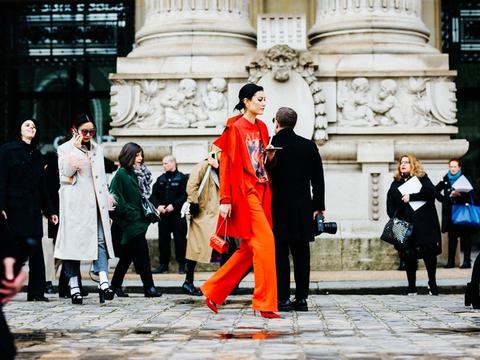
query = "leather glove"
(189, 203, 200, 217)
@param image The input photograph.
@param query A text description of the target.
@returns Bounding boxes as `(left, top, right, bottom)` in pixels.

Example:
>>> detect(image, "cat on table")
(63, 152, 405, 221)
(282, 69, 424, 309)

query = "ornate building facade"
(106, 0, 467, 269)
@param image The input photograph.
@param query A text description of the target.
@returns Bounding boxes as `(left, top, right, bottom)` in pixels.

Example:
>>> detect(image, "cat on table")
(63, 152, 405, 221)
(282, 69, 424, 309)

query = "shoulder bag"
(380, 210, 413, 249)
(452, 192, 480, 228)
(210, 218, 229, 254)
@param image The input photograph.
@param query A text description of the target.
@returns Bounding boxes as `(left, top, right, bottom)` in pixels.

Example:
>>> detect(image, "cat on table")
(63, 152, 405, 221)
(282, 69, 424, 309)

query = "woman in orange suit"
(201, 83, 280, 318)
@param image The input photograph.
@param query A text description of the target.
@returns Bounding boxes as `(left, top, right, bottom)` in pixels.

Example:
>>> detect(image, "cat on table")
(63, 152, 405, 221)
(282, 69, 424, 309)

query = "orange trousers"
(201, 191, 278, 312)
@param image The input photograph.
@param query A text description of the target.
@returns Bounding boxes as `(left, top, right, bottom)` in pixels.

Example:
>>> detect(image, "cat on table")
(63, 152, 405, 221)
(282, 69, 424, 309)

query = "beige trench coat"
(54, 139, 115, 260)
(185, 160, 219, 263)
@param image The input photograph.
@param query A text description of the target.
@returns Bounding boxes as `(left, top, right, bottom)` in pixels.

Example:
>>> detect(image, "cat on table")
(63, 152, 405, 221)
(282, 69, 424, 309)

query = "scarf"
(133, 164, 153, 198)
(447, 170, 462, 185)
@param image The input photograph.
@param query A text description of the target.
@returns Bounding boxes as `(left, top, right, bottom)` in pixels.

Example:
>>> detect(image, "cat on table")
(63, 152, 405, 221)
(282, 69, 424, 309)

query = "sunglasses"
(79, 128, 96, 137)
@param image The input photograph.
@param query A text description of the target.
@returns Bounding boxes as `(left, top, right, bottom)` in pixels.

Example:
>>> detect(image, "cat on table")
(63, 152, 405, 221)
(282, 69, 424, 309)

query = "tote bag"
(452, 193, 480, 228)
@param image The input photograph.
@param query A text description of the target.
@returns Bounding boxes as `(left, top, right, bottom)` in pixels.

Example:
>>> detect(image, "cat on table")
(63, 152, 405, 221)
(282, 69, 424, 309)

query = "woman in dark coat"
(0, 119, 58, 301)
(109, 142, 161, 298)
(386, 154, 441, 295)
(435, 158, 474, 268)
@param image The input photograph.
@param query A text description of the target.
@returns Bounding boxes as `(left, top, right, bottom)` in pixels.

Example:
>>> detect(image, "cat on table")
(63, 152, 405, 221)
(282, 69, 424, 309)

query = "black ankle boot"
(444, 260, 455, 269)
(428, 281, 439, 296)
(112, 286, 129, 297)
(144, 286, 162, 297)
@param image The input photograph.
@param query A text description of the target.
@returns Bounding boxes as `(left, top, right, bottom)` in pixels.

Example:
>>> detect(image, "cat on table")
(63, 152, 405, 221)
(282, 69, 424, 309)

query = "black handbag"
(381, 216, 413, 249)
(141, 197, 161, 223)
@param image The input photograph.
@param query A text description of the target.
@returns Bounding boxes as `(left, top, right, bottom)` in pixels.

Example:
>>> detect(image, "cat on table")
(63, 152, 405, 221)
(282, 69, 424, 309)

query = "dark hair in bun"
(234, 83, 264, 111)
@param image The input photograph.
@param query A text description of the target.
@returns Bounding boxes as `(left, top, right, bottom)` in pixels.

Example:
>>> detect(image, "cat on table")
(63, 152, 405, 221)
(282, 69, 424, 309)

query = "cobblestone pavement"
(5, 294, 480, 359)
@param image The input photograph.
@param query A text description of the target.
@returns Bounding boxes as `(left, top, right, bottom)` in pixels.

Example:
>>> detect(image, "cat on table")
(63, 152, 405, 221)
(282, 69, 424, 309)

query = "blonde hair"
(394, 154, 425, 181)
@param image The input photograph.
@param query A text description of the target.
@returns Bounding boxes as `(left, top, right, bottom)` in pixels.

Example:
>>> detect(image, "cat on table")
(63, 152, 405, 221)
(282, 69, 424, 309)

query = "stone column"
(129, 0, 256, 57)
(309, 0, 436, 54)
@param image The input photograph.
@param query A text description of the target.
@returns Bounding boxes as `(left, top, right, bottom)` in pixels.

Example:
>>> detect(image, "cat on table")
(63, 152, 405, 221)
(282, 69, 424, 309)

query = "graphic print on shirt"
(245, 132, 268, 182)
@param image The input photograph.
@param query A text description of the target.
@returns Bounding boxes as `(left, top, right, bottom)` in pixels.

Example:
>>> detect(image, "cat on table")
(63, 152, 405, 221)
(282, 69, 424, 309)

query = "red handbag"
(210, 219, 229, 254)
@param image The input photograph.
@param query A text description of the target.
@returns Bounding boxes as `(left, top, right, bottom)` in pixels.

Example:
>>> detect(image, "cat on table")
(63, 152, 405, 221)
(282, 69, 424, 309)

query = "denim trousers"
(63, 217, 108, 279)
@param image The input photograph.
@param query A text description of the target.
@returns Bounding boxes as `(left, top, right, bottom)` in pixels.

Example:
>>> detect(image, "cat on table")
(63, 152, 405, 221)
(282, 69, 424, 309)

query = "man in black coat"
(150, 155, 188, 274)
(269, 107, 325, 312)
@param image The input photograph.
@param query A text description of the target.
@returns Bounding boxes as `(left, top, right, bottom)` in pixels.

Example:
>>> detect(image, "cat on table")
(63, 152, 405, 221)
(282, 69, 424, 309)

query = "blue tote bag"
(451, 193, 480, 228)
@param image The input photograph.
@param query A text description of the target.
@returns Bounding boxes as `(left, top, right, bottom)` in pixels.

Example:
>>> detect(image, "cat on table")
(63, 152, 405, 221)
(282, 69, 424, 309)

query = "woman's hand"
(219, 204, 232, 218)
(402, 194, 410, 203)
(157, 205, 166, 214)
(73, 130, 83, 149)
(450, 190, 460, 197)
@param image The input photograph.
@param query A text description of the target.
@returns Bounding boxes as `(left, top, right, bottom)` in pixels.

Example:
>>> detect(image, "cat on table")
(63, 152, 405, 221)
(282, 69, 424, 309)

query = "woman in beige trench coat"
(54, 114, 115, 305)
(182, 148, 221, 295)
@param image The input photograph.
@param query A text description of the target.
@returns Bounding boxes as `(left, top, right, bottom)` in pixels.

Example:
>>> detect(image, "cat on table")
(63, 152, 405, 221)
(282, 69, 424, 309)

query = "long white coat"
(54, 139, 115, 260)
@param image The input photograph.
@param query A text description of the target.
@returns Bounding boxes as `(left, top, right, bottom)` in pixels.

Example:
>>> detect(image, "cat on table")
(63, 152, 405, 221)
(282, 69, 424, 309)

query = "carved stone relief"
(337, 77, 457, 127)
(110, 78, 228, 129)
(247, 44, 327, 142)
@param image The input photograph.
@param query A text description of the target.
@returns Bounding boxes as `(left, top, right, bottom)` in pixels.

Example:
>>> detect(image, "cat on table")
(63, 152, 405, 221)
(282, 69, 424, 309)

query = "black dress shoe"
(151, 265, 169, 274)
(460, 261, 472, 269)
(44, 281, 55, 294)
(178, 265, 186, 274)
(144, 286, 162, 297)
(27, 295, 49, 302)
(278, 299, 293, 312)
(292, 298, 308, 311)
(397, 260, 406, 271)
(182, 281, 201, 296)
(112, 286, 129, 297)
(444, 262, 455, 269)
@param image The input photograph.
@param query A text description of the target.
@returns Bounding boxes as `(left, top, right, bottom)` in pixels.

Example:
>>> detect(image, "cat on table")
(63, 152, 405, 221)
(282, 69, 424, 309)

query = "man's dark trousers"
(275, 239, 310, 301)
(158, 213, 187, 267)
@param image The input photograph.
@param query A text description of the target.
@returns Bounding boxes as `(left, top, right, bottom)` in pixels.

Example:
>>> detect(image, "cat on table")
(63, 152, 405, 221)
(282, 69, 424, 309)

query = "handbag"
(451, 192, 480, 228)
(141, 197, 161, 223)
(381, 213, 413, 249)
(210, 219, 229, 254)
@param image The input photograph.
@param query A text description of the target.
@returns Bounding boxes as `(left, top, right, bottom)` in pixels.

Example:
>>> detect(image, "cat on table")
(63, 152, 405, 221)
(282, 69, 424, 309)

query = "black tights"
(405, 252, 437, 289)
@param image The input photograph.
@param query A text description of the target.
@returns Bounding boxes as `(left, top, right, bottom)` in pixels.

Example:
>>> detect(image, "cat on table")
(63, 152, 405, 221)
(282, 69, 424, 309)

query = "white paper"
(452, 175, 474, 193)
(397, 176, 426, 211)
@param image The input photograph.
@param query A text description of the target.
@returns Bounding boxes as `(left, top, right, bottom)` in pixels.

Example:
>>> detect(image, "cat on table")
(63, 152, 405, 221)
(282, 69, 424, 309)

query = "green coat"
(109, 167, 150, 244)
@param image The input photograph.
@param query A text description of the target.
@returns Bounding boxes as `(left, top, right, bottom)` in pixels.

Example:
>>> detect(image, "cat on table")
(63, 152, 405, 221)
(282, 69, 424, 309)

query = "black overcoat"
(0, 140, 52, 238)
(386, 174, 441, 255)
(435, 173, 474, 234)
(269, 128, 325, 243)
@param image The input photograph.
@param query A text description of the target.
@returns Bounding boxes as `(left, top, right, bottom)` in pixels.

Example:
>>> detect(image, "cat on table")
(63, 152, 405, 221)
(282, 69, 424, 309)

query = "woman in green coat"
(110, 142, 161, 298)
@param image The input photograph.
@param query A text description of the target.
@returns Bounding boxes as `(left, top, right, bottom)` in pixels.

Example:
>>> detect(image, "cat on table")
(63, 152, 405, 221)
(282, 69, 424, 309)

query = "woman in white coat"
(54, 114, 115, 305)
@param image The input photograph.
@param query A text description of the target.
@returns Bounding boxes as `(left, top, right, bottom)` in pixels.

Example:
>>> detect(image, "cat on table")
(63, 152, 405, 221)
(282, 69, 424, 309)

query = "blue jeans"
(91, 218, 109, 274)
